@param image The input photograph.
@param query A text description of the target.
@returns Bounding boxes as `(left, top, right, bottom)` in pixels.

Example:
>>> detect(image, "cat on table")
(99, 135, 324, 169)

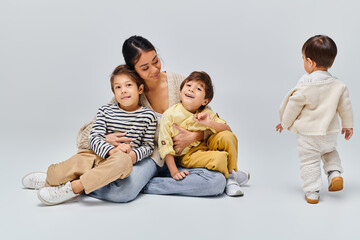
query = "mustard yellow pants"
(180, 130, 238, 178)
(45, 149, 133, 194)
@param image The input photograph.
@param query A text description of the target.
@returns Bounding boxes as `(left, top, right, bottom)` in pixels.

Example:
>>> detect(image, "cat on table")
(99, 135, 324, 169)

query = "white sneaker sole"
(37, 188, 80, 206)
(226, 189, 244, 197)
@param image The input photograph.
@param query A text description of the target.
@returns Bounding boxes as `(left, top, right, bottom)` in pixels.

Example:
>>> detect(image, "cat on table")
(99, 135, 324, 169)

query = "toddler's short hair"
(302, 35, 337, 68)
(180, 71, 214, 107)
(110, 64, 144, 93)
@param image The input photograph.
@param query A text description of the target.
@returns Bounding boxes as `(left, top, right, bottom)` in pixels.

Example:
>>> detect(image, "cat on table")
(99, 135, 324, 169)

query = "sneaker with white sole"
(37, 181, 79, 206)
(22, 171, 46, 189)
(305, 191, 320, 204)
(225, 175, 244, 197)
(328, 170, 343, 192)
(233, 170, 250, 186)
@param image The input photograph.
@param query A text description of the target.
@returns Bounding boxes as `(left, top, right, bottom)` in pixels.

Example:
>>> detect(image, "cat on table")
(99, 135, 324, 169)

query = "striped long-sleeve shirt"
(89, 104, 157, 161)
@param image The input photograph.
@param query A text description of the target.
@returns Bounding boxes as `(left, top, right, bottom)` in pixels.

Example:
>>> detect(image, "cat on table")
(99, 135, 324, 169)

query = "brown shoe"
(305, 192, 319, 204)
(328, 171, 343, 192)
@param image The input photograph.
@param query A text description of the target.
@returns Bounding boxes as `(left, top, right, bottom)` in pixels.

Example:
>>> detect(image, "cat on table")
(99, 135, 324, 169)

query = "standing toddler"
(276, 35, 354, 204)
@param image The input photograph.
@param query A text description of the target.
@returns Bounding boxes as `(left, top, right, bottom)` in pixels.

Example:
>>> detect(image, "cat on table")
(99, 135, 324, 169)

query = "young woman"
(77, 36, 231, 202)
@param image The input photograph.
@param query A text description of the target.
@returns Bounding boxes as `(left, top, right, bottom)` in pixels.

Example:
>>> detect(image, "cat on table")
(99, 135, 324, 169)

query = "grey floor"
(2, 135, 360, 240)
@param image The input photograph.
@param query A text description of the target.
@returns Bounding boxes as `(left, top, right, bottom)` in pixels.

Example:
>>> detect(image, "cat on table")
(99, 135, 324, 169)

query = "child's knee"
(45, 164, 61, 186)
(110, 152, 133, 179)
(213, 130, 238, 144)
(206, 152, 228, 174)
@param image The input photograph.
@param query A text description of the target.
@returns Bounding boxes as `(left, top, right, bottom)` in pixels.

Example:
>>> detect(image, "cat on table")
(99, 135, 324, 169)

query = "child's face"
(113, 74, 144, 111)
(180, 79, 209, 113)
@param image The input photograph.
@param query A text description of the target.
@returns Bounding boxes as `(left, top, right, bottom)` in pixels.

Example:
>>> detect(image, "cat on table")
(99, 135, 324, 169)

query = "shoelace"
(30, 175, 45, 188)
(48, 184, 72, 199)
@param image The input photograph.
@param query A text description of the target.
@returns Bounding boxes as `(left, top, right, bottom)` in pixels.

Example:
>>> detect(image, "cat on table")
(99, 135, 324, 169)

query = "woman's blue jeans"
(88, 157, 226, 203)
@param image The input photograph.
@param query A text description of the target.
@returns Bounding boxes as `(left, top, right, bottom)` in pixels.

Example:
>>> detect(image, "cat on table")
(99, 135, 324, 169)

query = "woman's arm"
(172, 124, 204, 155)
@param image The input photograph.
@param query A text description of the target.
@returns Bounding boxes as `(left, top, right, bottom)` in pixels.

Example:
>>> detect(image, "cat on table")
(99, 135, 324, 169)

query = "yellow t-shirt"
(158, 103, 226, 159)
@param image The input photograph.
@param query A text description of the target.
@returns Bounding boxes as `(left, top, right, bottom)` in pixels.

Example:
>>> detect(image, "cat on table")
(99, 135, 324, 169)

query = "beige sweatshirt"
(279, 77, 353, 135)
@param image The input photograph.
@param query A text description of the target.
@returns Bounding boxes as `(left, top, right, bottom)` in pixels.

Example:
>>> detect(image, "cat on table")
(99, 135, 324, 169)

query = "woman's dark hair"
(302, 35, 337, 68)
(122, 35, 156, 69)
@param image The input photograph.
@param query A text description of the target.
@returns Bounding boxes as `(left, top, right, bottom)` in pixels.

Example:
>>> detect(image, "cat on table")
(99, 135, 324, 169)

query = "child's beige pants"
(45, 150, 133, 194)
(297, 133, 343, 192)
(179, 130, 238, 178)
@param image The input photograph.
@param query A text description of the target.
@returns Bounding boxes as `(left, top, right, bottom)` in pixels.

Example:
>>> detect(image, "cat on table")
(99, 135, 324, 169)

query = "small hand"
(341, 128, 353, 140)
(109, 143, 133, 156)
(193, 112, 211, 126)
(105, 132, 133, 147)
(116, 143, 133, 154)
(172, 170, 189, 180)
(275, 123, 283, 133)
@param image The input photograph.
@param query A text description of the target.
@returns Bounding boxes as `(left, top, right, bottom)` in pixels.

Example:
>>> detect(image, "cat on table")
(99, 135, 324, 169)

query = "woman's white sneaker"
(22, 172, 46, 189)
(37, 182, 79, 206)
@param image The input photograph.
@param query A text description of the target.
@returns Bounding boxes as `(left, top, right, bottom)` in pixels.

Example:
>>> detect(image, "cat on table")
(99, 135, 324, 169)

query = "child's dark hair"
(180, 71, 214, 109)
(110, 64, 144, 93)
(302, 35, 337, 68)
(122, 35, 156, 70)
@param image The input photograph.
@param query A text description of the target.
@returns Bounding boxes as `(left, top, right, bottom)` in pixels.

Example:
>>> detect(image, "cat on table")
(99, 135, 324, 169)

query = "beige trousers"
(180, 130, 238, 178)
(297, 133, 343, 192)
(45, 149, 133, 194)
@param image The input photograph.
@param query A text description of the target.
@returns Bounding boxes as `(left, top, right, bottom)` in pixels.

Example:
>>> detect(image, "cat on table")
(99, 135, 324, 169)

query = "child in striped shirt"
(22, 65, 157, 205)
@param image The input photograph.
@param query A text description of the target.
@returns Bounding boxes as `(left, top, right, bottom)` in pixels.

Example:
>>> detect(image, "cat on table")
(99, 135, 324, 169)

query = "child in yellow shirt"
(158, 71, 249, 196)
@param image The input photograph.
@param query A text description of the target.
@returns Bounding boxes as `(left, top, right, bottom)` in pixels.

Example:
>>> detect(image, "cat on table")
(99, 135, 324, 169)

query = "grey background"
(1, 0, 359, 239)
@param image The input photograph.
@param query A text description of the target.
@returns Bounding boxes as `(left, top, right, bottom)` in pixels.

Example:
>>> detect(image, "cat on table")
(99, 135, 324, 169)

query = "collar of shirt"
(298, 71, 333, 83)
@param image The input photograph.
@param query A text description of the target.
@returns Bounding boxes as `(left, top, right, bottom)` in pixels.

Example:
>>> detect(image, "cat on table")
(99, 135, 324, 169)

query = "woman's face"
(134, 50, 161, 82)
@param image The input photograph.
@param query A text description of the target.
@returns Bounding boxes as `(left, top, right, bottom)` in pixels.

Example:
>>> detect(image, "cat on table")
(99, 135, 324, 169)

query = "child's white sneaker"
(328, 170, 343, 192)
(233, 170, 250, 186)
(37, 182, 79, 206)
(305, 191, 320, 204)
(225, 174, 244, 197)
(22, 171, 46, 189)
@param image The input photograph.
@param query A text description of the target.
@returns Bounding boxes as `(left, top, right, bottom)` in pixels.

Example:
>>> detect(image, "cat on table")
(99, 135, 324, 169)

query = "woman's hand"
(106, 132, 133, 147)
(172, 124, 203, 154)
(171, 170, 189, 180)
